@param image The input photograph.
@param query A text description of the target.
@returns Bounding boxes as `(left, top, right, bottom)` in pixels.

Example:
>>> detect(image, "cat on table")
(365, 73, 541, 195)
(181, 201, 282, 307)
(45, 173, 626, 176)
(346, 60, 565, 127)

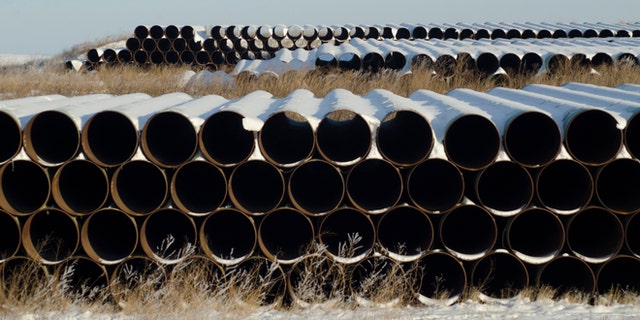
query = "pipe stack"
(2, 83, 640, 305)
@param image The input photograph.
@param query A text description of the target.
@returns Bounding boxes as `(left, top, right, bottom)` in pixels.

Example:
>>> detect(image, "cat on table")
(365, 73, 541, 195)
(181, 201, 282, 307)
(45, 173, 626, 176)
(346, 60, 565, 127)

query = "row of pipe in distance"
(2, 82, 640, 304)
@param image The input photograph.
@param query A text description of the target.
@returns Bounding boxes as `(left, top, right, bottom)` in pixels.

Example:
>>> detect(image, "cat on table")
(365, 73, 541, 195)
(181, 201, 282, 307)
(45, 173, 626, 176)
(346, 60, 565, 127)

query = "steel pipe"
(350, 257, 406, 307)
(198, 111, 256, 167)
(140, 111, 198, 168)
(170, 160, 226, 216)
(81, 208, 138, 265)
(505, 112, 561, 167)
(0, 256, 49, 298)
(346, 159, 402, 214)
(288, 159, 344, 216)
(258, 111, 314, 167)
(443, 114, 501, 170)
(407, 158, 464, 213)
(54, 257, 108, 299)
(377, 205, 433, 262)
(200, 208, 256, 265)
(505, 208, 564, 265)
(109, 256, 166, 304)
(134, 25, 149, 39)
(537, 256, 596, 297)
(142, 38, 156, 52)
(471, 251, 529, 299)
(536, 159, 594, 215)
(229, 160, 284, 215)
(440, 205, 497, 261)
(22, 209, 79, 265)
(111, 160, 168, 216)
(595, 159, 640, 214)
(226, 256, 286, 306)
(169, 255, 224, 291)
(473, 161, 534, 216)
(0, 112, 21, 164)
(597, 255, 640, 294)
(0, 160, 50, 216)
(52, 160, 108, 216)
(319, 207, 375, 264)
(258, 208, 314, 264)
(376, 110, 433, 167)
(87, 48, 103, 63)
(23, 110, 80, 166)
(134, 50, 148, 64)
(140, 208, 196, 264)
(414, 251, 466, 305)
(567, 207, 624, 264)
(0, 210, 20, 262)
(149, 25, 164, 39)
(316, 109, 371, 166)
(288, 255, 345, 306)
(117, 49, 132, 64)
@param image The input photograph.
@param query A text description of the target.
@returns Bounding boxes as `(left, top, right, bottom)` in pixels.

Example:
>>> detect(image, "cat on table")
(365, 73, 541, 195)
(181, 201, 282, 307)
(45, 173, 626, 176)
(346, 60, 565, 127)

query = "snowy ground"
(0, 54, 51, 66)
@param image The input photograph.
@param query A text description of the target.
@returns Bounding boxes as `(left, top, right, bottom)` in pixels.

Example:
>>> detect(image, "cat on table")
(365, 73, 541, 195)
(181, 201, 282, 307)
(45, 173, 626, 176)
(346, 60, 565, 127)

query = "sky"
(2, 0, 640, 56)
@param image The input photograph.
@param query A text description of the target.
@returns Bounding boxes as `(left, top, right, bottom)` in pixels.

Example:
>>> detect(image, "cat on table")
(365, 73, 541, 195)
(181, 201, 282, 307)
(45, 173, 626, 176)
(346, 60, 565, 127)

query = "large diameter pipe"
(626, 212, 640, 258)
(81, 208, 138, 265)
(0, 111, 21, 164)
(170, 160, 227, 216)
(0, 160, 50, 216)
(471, 251, 529, 300)
(319, 207, 375, 264)
(258, 111, 315, 167)
(52, 160, 108, 216)
(199, 111, 256, 167)
(504, 112, 561, 167)
(567, 207, 624, 264)
(376, 110, 433, 167)
(413, 251, 467, 305)
(54, 257, 108, 300)
(346, 159, 403, 214)
(474, 161, 534, 216)
(22, 209, 79, 265)
(288, 159, 344, 216)
(595, 159, 640, 214)
(227, 256, 286, 306)
(258, 208, 314, 264)
(81, 111, 138, 167)
(505, 208, 565, 265)
(537, 256, 596, 298)
(377, 206, 433, 262)
(597, 256, 640, 295)
(407, 159, 464, 213)
(0, 256, 49, 298)
(0, 210, 20, 262)
(350, 257, 407, 307)
(141, 111, 198, 168)
(316, 109, 371, 166)
(23, 110, 80, 166)
(536, 159, 593, 215)
(444, 114, 501, 170)
(229, 160, 284, 215)
(169, 255, 225, 292)
(200, 208, 256, 265)
(111, 160, 168, 216)
(440, 205, 497, 261)
(140, 208, 196, 264)
(109, 256, 166, 304)
(288, 255, 345, 307)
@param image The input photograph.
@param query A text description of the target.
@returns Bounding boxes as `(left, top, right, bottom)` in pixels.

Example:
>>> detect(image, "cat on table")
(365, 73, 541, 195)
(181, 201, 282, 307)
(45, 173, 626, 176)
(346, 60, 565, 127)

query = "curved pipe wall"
(140, 208, 197, 264)
(535, 159, 593, 215)
(471, 251, 529, 299)
(23, 110, 80, 166)
(258, 111, 315, 167)
(376, 110, 433, 167)
(52, 160, 109, 216)
(597, 256, 640, 294)
(288, 159, 344, 216)
(0, 111, 21, 164)
(0, 210, 20, 262)
(567, 207, 623, 264)
(258, 208, 314, 264)
(141, 111, 198, 168)
(200, 208, 256, 265)
(81, 208, 138, 265)
(111, 160, 168, 216)
(537, 256, 596, 297)
(474, 161, 534, 216)
(444, 114, 501, 170)
(346, 159, 403, 214)
(407, 159, 464, 213)
(229, 160, 284, 215)
(199, 111, 256, 167)
(82, 111, 139, 167)
(377, 206, 433, 262)
(504, 112, 562, 167)
(0, 160, 50, 216)
(316, 109, 371, 166)
(565, 109, 622, 166)
(414, 251, 466, 305)
(506, 208, 564, 264)
(319, 207, 375, 264)
(440, 205, 497, 261)
(22, 209, 79, 265)
(595, 159, 640, 214)
(170, 160, 227, 216)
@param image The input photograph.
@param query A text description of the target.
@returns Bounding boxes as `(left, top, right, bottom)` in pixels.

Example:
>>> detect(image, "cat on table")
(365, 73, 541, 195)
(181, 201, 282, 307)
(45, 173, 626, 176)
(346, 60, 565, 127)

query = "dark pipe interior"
(460, 29, 475, 40)
(408, 159, 464, 213)
(102, 49, 117, 63)
(444, 114, 500, 170)
(552, 30, 568, 38)
(472, 253, 528, 298)
(568, 29, 583, 38)
(521, 29, 536, 39)
(150, 51, 164, 64)
(507, 29, 522, 39)
(231, 257, 285, 305)
(134, 25, 149, 39)
(113, 161, 167, 215)
(172, 38, 187, 52)
(202, 209, 256, 261)
(85, 209, 137, 262)
(362, 52, 384, 72)
(173, 161, 226, 214)
(508, 208, 564, 260)
(491, 29, 507, 39)
(230, 160, 283, 214)
(626, 213, 640, 256)
(56, 160, 107, 214)
(199, 111, 255, 166)
(505, 112, 561, 167)
(87, 49, 102, 63)
(143, 112, 197, 167)
(126, 38, 140, 51)
(428, 28, 443, 39)
(117, 49, 132, 63)
(538, 257, 595, 296)
(440, 205, 496, 257)
(570, 53, 591, 70)
(164, 51, 179, 64)
(377, 110, 433, 166)
(157, 38, 171, 52)
(83, 111, 138, 166)
(377, 206, 432, 257)
(338, 53, 362, 71)
(566, 109, 621, 165)
(259, 209, 313, 261)
(537, 29, 552, 38)
(411, 26, 426, 39)
(547, 54, 569, 74)
(500, 53, 521, 76)
(415, 252, 466, 300)
(259, 112, 314, 166)
(591, 52, 613, 69)
(596, 159, 640, 213)
(444, 28, 459, 39)
(57, 258, 107, 298)
(435, 55, 457, 77)
(316, 110, 370, 164)
(536, 160, 593, 213)
(396, 27, 411, 39)
(584, 29, 598, 38)
(597, 256, 640, 294)
(1, 160, 49, 214)
(143, 209, 195, 261)
(196, 51, 211, 65)
(411, 54, 434, 71)
(320, 208, 375, 260)
(289, 160, 344, 215)
(477, 161, 533, 213)
(568, 207, 623, 261)
(350, 257, 402, 300)
(27, 209, 78, 263)
(347, 159, 402, 212)
(26, 111, 78, 165)
(149, 25, 164, 39)
(180, 51, 195, 64)
(475, 29, 490, 39)
(384, 52, 406, 70)
(521, 52, 543, 75)
(142, 38, 156, 52)
(367, 27, 380, 39)
(616, 53, 639, 66)
(134, 50, 148, 64)
(164, 25, 179, 39)
(0, 211, 19, 259)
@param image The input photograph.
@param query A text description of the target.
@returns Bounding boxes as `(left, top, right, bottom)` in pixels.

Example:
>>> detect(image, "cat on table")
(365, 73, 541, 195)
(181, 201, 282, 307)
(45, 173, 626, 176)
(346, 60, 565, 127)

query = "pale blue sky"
(3, 0, 640, 55)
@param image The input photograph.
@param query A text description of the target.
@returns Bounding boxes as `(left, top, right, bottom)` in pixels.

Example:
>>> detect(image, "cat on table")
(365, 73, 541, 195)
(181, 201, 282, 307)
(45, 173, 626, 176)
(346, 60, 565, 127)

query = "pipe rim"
(228, 160, 285, 215)
(566, 206, 624, 264)
(443, 114, 501, 171)
(504, 111, 562, 167)
(595, 158, 640, 214)
(81, 208, 138, 265)
(140, 208, 197, 265)
(346, 158, 403, 214)
(535, 159, 594, 215)
(52, 159, 109, 216)
(376, 205, 434, 262)
(257, 208, 315, 264)
(0, 160, 50, 216)
(439, 204, 497, 261)
(506, 208, 565, 265)
(170, 160, 228, 216)
(141, 111, 198, 168)
(475, 160, 534, 217)
(376, 110, 434, 167)
(23, 110, 79, 167)
(288, 159, 345, 216)
(316, 109, 371, 166)
(110, 160, 168, 216)
(319, 207, 376, 264)
(258, 111, 315, 168)
(0, 111, 21, 164)
(22, 209, 79, 265)
(407, 158, 464, 214)
(564, 109, 622, 166)
(81, 110, 139, 167)
(0, 210, 21, 262)
(200, 208, 257, 265)
(198, 110, 256, 167)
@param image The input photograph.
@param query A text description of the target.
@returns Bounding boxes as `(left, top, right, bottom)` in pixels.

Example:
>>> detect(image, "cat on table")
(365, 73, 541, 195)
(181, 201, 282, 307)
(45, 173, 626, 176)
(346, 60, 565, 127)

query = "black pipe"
(142, 38, 156, 52)
(567, 207, 623, 263)
(565, 109, 621, 165)
(568, 29, 583, 38)
(507, 29, 522, 39)
(0, 210, 20, 261)
(338, 53, 362, 71)
(350, 257, 405, 305)
(258, 208, 314, 264)
(316, 110, 370, 165)
(199, 111, 255, 166)
(87, 49, 102, 63)
(547, 54, 569, 74)
(117, 49, 132, 64)
(377, 206, 433, 262)
(319, 207, 375, 264)
(475, 29, 490, 39)
(537, 256, 595, 297)
(377, 110, 433, 166)
(444, 28, 459, 40)
(362, 52, 384, 72)
(506, 208, 564, 264)
(505, 112, 561, 167)
(111, 160, 167, 216)
(55, 257, 108, 299)
(407, 158, 464, 213)
(460, 29, 475, 39)
(471, 251, 528, 299)
(164, 25, 179, 40)
(475, 161, 533, 215)
(428, 27, 443, 40)
(229, 160, 284, 215)
(171, 160, 227, 215)
(141, 111, 197, 168)
(521, 29, 536, 39)
(134, 50, 148, 64)
(227, 257, 286, 306)
(521, 52, 543, 75)
(384, 52, 406, 70)
(258, 111, 314, 167)
(149, 25, 164, 39)
(552, 29, 568, 38)
(200, 209, 256, 265)
(440, 205, 497, 260)
(412, 26, 427, 39)
(476, 53, 500, 75)
(346, 159, 402, 213)
(172, 38, 187, 52)
(141, 208, 196, 264)
(444, 114, 500, 170)
(500, 53, 521, 76)
(102, 49, 117, 63)
(596, 159, 640, 214)
(52, 159, 108, 215)
(126, 38, 141, 52)
(23, 209, 78, 265)
(536, 159, 593, 214)
(150, 50, 164, 64)
(134, 25, 149, 39)
(23, 110, 79, 166)
(288, 159, 344, 216)
(537, 29, 552, 38)
(597, 256, 640, 294)
(434, 55, 457, 77)
(82, 111, 138, 167)
(414, 252, 466, 305)
(82, 208, 137, 265)
(188, 39, 202, 52)
(157, 38, 171, 52)
(0, 160, 50, 215)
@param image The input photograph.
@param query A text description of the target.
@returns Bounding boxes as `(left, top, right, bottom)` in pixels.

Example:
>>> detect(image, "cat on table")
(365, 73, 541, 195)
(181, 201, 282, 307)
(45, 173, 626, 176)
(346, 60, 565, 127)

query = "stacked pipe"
(3, 83, 640, 306)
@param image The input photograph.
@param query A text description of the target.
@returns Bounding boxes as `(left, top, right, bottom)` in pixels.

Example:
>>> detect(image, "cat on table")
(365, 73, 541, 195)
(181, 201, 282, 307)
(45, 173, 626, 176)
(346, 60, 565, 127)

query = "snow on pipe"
(537, 256, 596, 297)
(170, 160, 227, 216)
(22, 209, 79, 265)
(229, 160, 285, 215)
(505, 208, 565, 265)
(319, 207, 375, 264)
(226, 256, 286, 306)
(111, 160, 168, 216)
(439, 205, 497, 261)
(0, 160, 50, 216)
(567, 207, 624, 264)
(198, 111, 256, 167)
(52, 159, 108, 216)
(288, 159, 344, 216)
(110, 256, 166, 303)
(288, 255, 345, 307)
(316, 109, 371, 166)
(376, 205, 433, 263)
(349, 257, 406, 307)
(0, 210, 20, 262)
(54, 257, 108, 299)
(470, 161, 533, 217)
(81, 208, 138, 265)
(595, 159, 640, 214)
(258, 111, 315, 167)
(258, 208, 314, 264)
(471, 251, 529, 299)
(407, 159, 464, 214)
(414, 251, 466, 305)
(140, 208, 196, 265)
(596, 256, 640, 294)
(535, 159, 593, 215)
(87, 48, 103, 63)
(346, 159, 403, 214)
(200, 208, 256, 266)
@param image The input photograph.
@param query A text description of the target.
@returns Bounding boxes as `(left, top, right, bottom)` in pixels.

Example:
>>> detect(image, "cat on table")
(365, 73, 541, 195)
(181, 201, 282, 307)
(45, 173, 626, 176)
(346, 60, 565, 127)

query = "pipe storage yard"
(3, 82, 640, 305)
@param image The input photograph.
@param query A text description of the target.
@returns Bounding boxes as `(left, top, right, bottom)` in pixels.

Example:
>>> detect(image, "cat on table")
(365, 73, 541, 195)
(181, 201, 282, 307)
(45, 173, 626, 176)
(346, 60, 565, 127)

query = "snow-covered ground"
(0, 54, 50, 66)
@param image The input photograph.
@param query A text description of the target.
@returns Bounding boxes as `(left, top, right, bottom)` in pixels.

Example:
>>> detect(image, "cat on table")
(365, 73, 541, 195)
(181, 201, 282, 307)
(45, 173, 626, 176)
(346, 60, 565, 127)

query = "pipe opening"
(366, 27, 380, 39)
(134, 50, 148, 64)
(444, 114, 500, 170)
(24, 111, 78, 165)
(347, 159, 402, 213)
(415, 252, 466, 304)
(170, 256, 224, 292)
(537, 29, 552, 38)
(229, 160, 284, 214)
(428, 28, 443, 40)
(0, 160, 49, 215)
(0, 211, 20, 260)
(505, 112, 561, 167)
(259, 112, 314, 167)
(435, 55, 457, 77)
(476, 161, 533, 215)
(507, 29, 522, 39)
(141, 209, 196, 264)
(157, 38, 171, 52)
(521, 30, 536, 39)
(199, 111, 255, 166)
(616, 30, 630, 37)
(536, 160, 593, 214)
(568, 29, 583, 38)
(112, 160, 167, 216)
(567, 207, 623, 263)
(179, 51, 194, 64)
(316, 110, 370, 165)
(377, 206, 433, 262)
(149, 25, 164, 39)
(566, 109, 621, 165)
(552, 30, 568, 38)
(570, 53, 591, 71)
(288, 256, 345, 305)
(460, 29, 475, 40)
(165, 25, 179, 39)
(522, 52, 543, 75)
(596, 159, 640, 214)
(350, 257, 404, 305)
(410, 54, 434, 72)
(597, 256, 640, 294)
(82, 111, 138, 167)
(134, 25, 149, 39)
(56, 258, 108, 299)
(547, 54, 569, 74)
(408, 159, 464, 213)
(377, 110, 433, 166)
(444, 28, 459, 40)
(320, 208, 375, 264)
(142, 38, 156, 52)
(258, 208, 314, 263)
(315, 53, 337, 69)
(126, 38, 140, 51)
(491, 29, 507, 39)
(591, 52, 613, 69)
(117, 49, 132, 63)
(142, 112, 197, 168)
(440, 205, 496, 260)
(396, 27, 411, 39)
(472, 252, 528, 299)
(475, 29, 490, 39)
(53, 160, 108, 215)
(616, 53, 639, 66)
(150, 51, 164, 64)
(362, 52, 384, 72)
(412, 26, 427, 39)
(584, 29, 598, 38)
(201, 209, 256, 265)
(338, 53, 362, 71)
(82, 209, 137, 264)
(110, 257, 166, 302)
(289, 160, 344, 216)
(171, 161, 227, 215)
(507, 208, 564, 264)
(227, 257, 286, 306)
(538, 257, 595, 297)
(23, 209, 78, 264)
(384, 52, 406, 70)
(626, 212, 640, 257)
(499, 53, 521, 76)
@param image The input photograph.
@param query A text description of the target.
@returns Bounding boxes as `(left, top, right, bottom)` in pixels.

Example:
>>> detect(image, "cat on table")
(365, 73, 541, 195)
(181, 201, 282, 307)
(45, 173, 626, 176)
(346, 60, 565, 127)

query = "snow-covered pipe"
(54, 257, 108, 299)
(0, 160, 49, 216)
(471, 251, 529, 299)
(198, 111, 255, 166)
(140, 208, 196, 265)
(407, 158, 464, 213)
(346, 159, 402, 214)
(414, 251, 466, 305)
(257, 208, 314, 264)
(288, 159, 344, 216)
(315, 111, 371, 165)
(537, 256, 595, 297)
(567, 207, 623, 264)
(241, 25, 258, 39)
(595, 159, 640, 214)
(225, 25, 242, 40)
(111, 160, 168, 216)
(469, 161, 533, 216)
(210, 26, 226, 41)
(229, 160, 284, 215)
(52, 159, 108, 216)
(319, 207, 375, 264)
(258, 111, 315, 167)
(87, 48, 103, 63)
(596, 255, 640, 294)
(200, 208, 256, 265)
(374, 110, 433, 166)
(228, 256, 286, 306)
(81, 208, 137, 265)
(349, 257, 406, 307)
(535, 159, 593, 215)
(505, 208, 565, 265)
(22, 209, 78, 265)
(170, 160, 226, 216)
(377, 205, 433, 263)
(0, 210, 20, 262)
(440, 205, 497, 261)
